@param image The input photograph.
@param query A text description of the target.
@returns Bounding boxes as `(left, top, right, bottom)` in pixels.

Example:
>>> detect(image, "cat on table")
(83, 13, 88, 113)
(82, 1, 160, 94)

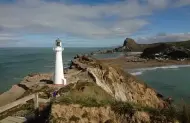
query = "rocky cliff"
(69, 55, 167, 108)
(9, 55, 182, 122)
(46, 55, 182, 123)
(90, 38, 190, 59)
(49, 81, 177, 123)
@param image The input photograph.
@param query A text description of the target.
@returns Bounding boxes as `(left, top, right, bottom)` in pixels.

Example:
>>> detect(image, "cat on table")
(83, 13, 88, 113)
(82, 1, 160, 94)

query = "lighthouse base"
(53, 78, 67, 85)
(62, 78, 67, 85)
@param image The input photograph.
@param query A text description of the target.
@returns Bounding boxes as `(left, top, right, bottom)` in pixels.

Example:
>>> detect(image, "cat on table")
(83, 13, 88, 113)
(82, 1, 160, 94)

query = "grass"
(53, 92, 190, 123)
(19, 85, 54, 99)
(168, 40, 190, 49)
(56, 82, 114, 107)
(0, 102, 34, 120)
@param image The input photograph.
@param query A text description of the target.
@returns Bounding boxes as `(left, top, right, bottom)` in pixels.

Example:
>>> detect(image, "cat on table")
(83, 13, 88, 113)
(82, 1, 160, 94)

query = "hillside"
(167, 40, 190, 49)
(90, 38, 190, 56)
(122, 38, 190, 52)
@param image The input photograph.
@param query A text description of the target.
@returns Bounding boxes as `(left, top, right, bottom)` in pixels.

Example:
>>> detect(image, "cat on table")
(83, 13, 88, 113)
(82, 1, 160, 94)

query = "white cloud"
(173, 0, 190, 7)
(0, 0, 153, 40)
(147, 0, 170, 9)
(0, 0, 189, 46)
(0, 33, 21, 41)
(136, 32, 190, 44)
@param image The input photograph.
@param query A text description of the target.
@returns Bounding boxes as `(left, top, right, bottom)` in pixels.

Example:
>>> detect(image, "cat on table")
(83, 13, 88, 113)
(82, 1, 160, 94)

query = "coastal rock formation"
(141, 43, 190, 59)
(50, 82, 176, 123)
(10, 55, 167, 110)
(1, 55, 182, 122)
(122, 38, 143, 52)
(89, 38, 190, 60)
(70, 56, 167, 108)
(89, 38, 144, 54)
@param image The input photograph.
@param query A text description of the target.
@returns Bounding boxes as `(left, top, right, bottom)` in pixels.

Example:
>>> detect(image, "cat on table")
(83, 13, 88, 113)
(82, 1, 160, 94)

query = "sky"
(0, 0, 190, 47)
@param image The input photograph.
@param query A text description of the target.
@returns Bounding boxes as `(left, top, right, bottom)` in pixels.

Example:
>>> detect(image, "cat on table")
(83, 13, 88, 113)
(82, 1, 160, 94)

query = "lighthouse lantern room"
(54, 39, 67, 85)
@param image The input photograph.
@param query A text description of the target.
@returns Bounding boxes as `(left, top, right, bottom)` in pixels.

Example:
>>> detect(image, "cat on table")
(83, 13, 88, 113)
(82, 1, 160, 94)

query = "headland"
(0, 38, 190, 122)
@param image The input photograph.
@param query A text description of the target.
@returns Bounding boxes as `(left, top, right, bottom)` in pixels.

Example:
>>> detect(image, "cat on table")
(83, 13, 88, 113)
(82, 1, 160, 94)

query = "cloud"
(146, 0, 170, 9)
(0, 0, 157, 40)
(0, 33, 21, 47)
(136, 32, 190, 44)
(0, 33, 21, 42)
(173, 0, 190, 7)
(0, 0, 189, 47)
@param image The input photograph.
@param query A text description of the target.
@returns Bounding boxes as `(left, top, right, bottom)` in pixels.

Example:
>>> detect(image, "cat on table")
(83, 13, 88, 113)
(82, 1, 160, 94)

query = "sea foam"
(129, 64, 190, 76)
(130, 72, 143, 76)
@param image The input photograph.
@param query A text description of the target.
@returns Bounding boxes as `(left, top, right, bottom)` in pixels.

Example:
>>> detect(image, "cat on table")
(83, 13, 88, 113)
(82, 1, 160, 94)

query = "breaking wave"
(129, 64, 190, 76)
(130, 72, 143, 76)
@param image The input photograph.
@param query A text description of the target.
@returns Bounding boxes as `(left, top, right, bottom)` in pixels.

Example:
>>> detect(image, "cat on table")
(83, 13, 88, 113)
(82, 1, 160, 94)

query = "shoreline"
(127, 64, 190, 76)
(1, 55, 190, 107)
(100, 56, 190, 70)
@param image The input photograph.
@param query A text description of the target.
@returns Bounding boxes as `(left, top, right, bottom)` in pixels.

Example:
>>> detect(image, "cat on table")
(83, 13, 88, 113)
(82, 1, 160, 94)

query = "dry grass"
(55, 82, 114, 107)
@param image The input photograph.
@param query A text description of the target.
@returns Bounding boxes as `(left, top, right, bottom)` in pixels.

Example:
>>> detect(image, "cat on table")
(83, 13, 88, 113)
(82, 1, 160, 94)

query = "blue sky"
(0, 0, 190, 47)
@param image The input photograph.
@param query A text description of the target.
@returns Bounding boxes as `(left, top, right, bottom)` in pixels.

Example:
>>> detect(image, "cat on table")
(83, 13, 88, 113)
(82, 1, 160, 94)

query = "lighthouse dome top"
(55, 38, 62, 47)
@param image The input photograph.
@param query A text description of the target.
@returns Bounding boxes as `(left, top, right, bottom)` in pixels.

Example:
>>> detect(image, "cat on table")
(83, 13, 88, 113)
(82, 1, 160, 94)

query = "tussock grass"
(55, 82, 114, 107)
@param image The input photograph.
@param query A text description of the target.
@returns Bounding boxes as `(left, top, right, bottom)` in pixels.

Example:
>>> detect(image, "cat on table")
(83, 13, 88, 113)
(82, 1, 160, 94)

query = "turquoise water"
(131, 66, 190, 103)
(0, 47, 121, 93)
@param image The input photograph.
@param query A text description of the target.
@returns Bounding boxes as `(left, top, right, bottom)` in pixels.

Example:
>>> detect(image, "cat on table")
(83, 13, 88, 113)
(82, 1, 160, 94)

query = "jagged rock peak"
(123, 38, 137, 47)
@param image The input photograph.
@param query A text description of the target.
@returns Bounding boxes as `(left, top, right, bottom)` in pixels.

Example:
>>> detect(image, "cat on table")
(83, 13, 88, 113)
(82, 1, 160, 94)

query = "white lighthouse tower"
(53, 39, 67, 85)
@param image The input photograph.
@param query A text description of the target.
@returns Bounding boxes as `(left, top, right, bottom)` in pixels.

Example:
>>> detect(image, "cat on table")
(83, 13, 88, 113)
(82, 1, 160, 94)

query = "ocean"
(0, 47, 121, 93)
(130, 66, 190, 104)
(0, 48, 190, 104)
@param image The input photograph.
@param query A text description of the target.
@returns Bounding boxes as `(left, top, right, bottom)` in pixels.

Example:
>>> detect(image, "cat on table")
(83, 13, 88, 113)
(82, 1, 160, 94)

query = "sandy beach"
(100, 56, 190, 70)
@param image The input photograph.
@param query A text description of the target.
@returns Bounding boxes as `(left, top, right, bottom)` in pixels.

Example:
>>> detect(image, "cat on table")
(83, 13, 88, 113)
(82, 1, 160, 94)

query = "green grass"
(168, 40, 190, 49)
(56, 82, 114, 107)
(53, 92, 190, 123)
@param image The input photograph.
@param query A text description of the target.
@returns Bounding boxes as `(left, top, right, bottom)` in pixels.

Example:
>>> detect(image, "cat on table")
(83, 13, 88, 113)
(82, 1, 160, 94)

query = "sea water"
(1, 48, 190, 104)
(130, 66, 190, 103)
(0, 47, 121, 93)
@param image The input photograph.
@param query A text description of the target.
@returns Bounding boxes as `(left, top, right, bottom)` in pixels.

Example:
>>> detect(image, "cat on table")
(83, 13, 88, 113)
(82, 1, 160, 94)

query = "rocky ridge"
(1, 55, 183, 123)
(69, 55, 167, 108)
(89, 38, 190, 60)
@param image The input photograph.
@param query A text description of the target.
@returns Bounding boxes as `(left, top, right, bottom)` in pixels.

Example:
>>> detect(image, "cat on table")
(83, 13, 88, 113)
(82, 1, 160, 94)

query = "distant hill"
(89, 38, 190, 59)
(167, 40, 190, 49)
(122, 38, 190, 52)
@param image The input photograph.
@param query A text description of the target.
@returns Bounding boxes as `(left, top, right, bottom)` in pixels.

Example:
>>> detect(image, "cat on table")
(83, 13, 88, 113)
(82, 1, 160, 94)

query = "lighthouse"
(53, 39, 67, 85)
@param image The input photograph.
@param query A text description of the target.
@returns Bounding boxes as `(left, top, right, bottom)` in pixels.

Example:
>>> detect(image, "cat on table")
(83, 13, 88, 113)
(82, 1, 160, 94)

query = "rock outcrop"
(3, 55, 183, 122)
(16, 55, 168, 109)
(49, 81, 176, 123)
(122, 38, 143, 52)
(141, 43, 190, 59)
(90, 38, 190, 59)
(69, 56, 167, 109)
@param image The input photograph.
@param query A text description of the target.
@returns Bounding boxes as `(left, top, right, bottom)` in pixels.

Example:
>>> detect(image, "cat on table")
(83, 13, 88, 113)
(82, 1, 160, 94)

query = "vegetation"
(69, 115, 80, 122)
(55, 82, 114, 107)
(168, 40, 190, 49)
(52, 82, 190, 122)
(0, 102, 34, 120)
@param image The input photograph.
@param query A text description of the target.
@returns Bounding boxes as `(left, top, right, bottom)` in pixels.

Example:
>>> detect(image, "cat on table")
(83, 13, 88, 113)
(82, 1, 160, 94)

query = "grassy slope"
(51, 82, 190, 123)
(168, 40, 190, 49)
(140, 40, 190, 49)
